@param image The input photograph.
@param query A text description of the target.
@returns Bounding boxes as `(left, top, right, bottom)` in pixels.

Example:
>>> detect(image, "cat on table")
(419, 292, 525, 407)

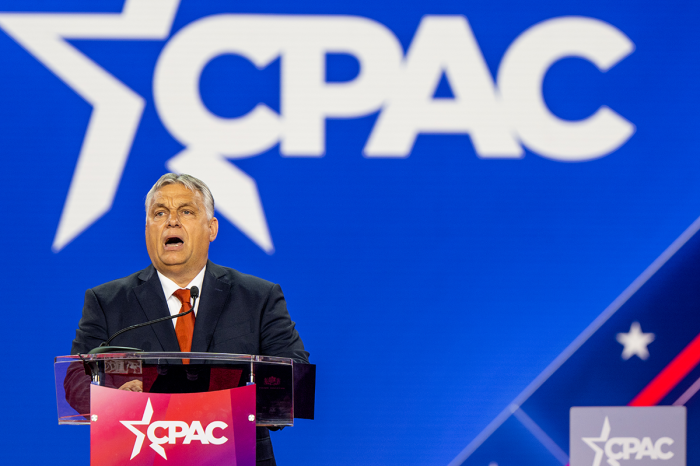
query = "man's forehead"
(150, 184, 203, 206)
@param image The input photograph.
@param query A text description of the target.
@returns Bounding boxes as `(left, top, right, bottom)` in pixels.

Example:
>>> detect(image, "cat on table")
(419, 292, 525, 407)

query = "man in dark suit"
(71, 173, 309, 465)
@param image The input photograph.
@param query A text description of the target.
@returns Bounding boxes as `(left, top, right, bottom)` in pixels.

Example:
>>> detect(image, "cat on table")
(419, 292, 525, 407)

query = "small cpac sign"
(570, 406, 686, 466)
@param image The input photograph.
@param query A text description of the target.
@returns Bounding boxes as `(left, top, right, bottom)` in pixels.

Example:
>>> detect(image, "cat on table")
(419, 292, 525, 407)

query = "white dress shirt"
(157, 266, 206, 327)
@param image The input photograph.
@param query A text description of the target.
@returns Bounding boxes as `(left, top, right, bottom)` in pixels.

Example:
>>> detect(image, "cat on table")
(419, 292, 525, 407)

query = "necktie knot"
(173, 288, 191, 305)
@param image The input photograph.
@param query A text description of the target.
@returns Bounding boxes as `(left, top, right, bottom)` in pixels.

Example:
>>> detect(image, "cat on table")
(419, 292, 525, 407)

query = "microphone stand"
(81, 287, 199, 376)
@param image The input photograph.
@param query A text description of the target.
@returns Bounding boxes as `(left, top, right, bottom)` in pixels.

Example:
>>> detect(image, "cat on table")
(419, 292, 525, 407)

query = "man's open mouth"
(164, 236, 184, 249)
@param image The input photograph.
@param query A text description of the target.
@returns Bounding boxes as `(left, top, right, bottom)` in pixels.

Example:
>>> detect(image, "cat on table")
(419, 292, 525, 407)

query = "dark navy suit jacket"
(71, 260, 309, 465)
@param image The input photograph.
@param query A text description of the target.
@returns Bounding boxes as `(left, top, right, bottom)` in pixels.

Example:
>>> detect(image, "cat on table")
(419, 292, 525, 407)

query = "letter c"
(655, 437, 674, 460)
(497, 16, 635, 161)
(147, 421, 171, 445)
(206, 421, 229, 445)
(154, 15, 282, 158)
(605, 438, 625, 460)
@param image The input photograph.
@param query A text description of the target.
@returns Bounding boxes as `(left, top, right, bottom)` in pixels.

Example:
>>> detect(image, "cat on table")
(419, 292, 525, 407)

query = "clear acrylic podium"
(54, 352, 316, 426)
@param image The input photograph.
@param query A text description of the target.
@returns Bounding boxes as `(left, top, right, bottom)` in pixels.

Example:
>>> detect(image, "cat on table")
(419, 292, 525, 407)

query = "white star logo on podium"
(120, 398, 154, 460)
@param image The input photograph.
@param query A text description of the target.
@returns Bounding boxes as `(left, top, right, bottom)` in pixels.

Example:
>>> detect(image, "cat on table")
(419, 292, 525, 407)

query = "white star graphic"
(0, 0, 274, 253)
(616, 321, 655, 360)
(582, 416, 610, 466)
(120, 398, 154, 460)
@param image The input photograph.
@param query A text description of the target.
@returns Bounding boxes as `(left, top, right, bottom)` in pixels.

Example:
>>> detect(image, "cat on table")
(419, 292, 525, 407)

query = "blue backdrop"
(2, 1, 700, 465)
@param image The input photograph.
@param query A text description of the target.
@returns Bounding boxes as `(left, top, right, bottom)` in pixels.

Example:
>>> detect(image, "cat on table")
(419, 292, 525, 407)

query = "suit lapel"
(133, 265, 181, 352)
(192, 261, 232, 352)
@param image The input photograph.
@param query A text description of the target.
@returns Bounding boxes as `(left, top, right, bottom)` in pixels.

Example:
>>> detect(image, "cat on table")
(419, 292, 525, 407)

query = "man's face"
(145, 183, 218, 282)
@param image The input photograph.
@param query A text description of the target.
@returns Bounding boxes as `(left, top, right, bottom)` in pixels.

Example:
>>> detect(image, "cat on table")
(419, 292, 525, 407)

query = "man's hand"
(118, 380, 143, 392)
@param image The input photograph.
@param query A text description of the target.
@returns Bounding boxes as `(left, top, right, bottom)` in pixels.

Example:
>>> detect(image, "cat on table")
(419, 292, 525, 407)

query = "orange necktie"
(173, 288, 195, 363)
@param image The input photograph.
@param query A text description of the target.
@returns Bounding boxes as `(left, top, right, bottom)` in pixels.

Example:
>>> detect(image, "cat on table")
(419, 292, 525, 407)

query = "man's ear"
(209, 217, 219, 242)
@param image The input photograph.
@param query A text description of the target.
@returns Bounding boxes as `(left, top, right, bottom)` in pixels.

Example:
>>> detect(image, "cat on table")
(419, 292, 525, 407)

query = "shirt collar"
(157, 265, 207, 301)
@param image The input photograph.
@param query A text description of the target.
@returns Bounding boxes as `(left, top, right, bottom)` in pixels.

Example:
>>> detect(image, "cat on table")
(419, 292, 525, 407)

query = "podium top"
(56, 352, 293, 365)
(55, 352, 315, 426)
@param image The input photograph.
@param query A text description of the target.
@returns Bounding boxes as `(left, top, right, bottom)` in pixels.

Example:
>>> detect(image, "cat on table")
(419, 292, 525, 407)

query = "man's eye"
(155, 211, 165, 217)
(182, 210, 192, 215)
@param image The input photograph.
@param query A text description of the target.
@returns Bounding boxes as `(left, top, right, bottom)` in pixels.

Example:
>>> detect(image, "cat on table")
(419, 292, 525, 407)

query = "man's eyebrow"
(150, 201, 200, 212)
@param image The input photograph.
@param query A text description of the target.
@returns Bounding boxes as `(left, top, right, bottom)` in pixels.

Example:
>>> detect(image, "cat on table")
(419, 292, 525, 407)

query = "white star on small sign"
(616, 321, 655, 360)
(582, 416, 610, 466)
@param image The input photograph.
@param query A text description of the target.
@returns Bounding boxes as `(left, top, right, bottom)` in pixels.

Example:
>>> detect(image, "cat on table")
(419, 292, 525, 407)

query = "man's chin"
(156, 253, 189, 269)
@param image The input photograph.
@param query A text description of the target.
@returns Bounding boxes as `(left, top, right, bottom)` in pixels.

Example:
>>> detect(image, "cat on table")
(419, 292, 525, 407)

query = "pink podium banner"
(90, 384, 256, 466)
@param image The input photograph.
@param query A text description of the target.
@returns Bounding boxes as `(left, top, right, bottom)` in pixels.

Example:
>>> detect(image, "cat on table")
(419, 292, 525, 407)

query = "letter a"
(365, 16, 522, 158)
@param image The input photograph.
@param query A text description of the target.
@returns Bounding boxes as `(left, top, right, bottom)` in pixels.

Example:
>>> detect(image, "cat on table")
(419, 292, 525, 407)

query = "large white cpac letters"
(497, 16, 636, 161)
(365, 16, 522, 158)
(6, 7, 636, 253)
(154, 15, 280, 253)
(367, 15, 635, 161)
(154, 15, 282, 159)
(279, 17, 403, 156)
(155, 15, 402, 157)
(154, 15, 402, 252)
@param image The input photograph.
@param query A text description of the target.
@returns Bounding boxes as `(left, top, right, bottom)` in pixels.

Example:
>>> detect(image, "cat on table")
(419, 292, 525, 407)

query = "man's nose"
(167, 213, 181, 226)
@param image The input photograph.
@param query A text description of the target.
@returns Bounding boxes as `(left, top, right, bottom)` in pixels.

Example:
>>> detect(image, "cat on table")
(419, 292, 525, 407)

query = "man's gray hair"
(145, 173, 215, 220)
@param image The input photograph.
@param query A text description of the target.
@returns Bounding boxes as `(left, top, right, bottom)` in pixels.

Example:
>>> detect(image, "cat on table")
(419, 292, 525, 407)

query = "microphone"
(87, 286, 200, 354)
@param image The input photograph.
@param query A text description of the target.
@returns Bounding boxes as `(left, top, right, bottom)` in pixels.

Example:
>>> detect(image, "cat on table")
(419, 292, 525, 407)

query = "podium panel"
(90, 384, 256, 466)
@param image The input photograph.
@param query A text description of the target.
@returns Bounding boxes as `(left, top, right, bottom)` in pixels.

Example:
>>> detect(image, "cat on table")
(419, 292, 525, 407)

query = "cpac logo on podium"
(570, 407, 686, 466)
(121, 399, 229, 460)
(0, 0, 635, 253)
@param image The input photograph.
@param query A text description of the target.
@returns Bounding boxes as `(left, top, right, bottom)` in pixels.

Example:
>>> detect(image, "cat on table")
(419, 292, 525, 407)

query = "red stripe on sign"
(630, 331, 700, 406)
